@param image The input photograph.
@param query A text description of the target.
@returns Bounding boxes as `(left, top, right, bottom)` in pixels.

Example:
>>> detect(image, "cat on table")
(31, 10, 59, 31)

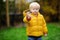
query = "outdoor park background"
(0, 0, 60, 40)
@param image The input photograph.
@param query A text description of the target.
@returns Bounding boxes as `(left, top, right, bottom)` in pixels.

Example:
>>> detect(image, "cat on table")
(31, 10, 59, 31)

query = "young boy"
(23, 2, 48, 40)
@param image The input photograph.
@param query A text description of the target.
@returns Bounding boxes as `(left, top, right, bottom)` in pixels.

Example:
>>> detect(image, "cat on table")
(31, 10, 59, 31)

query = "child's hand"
(26, 12, 30, 16)
(44, 34, 47, 37)
(26, 12, 31, 21)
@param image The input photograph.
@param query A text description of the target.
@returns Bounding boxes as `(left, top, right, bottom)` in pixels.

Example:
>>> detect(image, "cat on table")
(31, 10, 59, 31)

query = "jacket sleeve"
(23, 9, 30, 17)
(42, 16, 48, 34)
(23, 10, 26, 17)
(23, 16, 28, 23)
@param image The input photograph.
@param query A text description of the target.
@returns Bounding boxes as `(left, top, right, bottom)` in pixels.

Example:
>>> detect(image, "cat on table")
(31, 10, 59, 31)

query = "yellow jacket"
(23, 10, 48, 36)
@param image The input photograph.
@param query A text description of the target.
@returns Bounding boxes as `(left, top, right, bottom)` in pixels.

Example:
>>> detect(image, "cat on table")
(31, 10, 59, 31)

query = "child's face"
(30, 6, 40, 14)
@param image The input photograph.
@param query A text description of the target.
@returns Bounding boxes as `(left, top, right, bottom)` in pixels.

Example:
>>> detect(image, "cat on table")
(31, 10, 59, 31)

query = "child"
(23, 2, 48, 40)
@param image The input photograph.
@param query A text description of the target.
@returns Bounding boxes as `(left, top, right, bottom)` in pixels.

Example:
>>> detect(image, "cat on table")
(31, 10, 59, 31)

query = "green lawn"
(0, 23, 60, 40)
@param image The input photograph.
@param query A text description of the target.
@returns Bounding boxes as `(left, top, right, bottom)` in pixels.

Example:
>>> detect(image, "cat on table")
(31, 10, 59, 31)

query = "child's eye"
(36, 9, 38, 10)
(33, 9, 35, 10)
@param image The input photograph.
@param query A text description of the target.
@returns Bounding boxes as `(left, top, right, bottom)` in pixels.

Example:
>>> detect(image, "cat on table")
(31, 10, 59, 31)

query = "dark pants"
(28, 36, 42, 40)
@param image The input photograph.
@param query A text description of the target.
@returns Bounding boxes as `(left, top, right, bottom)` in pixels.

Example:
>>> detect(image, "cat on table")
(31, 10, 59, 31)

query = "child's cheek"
(36, 10, 39, 12)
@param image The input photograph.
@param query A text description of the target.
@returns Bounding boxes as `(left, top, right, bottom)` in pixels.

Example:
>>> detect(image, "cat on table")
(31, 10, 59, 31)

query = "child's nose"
(34, 10, 37, 12)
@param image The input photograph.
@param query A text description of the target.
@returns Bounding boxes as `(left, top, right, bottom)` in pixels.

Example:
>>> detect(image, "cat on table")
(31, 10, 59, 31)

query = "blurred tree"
(39, 0, 59, 22)
(0, 0, 6, 14)
(0, 0, 6, 26)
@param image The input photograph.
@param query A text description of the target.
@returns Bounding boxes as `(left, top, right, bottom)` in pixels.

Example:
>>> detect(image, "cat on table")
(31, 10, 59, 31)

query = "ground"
(0, 23, 60, 40)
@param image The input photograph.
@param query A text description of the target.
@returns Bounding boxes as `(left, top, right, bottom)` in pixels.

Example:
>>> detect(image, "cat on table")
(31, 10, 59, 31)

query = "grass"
(0, 23, 60, 40)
